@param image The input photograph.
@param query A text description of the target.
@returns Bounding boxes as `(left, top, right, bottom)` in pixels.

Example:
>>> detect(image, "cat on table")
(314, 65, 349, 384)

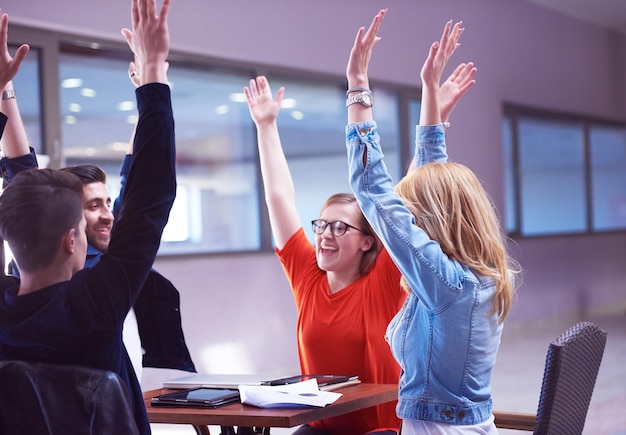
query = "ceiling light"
(126, 115, 138, 124)
(229, 93, 246, 103)
(61, 78, 83, 88)
(80, 88, 96, 97)
(112, 142, 129, 151)
(281, 98, 296, 109)
(68, 103, 82, 113)
(117, 101, 135, 111)
(215, 105, 229, 115)
(290, 111, 304, 121)
(65, 115, 77, 125)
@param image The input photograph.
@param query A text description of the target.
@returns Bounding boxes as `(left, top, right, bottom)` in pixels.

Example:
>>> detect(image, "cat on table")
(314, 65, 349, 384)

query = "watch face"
(346, 91, 373, 107)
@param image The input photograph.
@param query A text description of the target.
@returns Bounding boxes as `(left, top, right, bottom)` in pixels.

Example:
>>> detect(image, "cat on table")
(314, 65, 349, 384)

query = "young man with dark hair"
(60, 165, 113, 254)
(0, 1, 176, 432)
(1, 38, 195, 382)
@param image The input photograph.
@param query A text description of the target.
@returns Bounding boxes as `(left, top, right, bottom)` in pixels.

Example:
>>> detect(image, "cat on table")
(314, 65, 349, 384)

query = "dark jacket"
(0, 83, 178, 435)
(0, 130, 195, 375)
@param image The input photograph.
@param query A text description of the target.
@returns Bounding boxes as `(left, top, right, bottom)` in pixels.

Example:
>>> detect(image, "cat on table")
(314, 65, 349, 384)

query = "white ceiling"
(523, 0, 626, 36)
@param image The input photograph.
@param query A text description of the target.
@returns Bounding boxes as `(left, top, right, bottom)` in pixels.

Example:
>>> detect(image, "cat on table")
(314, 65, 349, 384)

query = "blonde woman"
(345, 10, 520, 434)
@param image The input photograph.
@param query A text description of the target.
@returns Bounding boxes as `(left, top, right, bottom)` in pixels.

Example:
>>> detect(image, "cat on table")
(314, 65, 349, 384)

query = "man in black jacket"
(0, 14, 195, 379)
(0, 0, 176, 432)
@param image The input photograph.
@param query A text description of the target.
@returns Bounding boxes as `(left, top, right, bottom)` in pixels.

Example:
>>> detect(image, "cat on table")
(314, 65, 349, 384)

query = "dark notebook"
(151, 387, 240, 408)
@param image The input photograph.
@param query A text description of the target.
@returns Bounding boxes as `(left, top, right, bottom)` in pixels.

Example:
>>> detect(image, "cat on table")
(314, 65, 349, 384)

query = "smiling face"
(314, 201, 374, 278)
(81, 182, 114, 252)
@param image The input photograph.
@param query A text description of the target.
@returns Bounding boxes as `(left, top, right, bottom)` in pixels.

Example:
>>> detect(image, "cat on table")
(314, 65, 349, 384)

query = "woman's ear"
(361, 235, 374, 251)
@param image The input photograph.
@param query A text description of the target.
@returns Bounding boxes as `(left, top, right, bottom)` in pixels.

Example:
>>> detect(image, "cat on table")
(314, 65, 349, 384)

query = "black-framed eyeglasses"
(311, 219, 366, 237)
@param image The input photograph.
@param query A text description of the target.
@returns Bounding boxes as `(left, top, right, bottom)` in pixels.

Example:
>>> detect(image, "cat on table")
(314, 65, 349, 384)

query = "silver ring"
(129, 71, 138, 78)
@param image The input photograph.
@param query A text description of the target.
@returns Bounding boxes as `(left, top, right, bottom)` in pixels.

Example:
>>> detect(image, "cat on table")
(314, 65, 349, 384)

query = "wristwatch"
(2, 89, 16, 100)
(346, 90, 373, 107)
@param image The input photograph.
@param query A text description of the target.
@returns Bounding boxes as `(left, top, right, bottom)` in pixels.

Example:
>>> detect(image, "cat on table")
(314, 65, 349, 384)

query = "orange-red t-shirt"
(276, 228, 405, 435)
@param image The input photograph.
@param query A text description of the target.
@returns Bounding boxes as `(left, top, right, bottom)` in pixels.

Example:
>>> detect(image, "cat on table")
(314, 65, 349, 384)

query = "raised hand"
(419, 20, 474, 126)
(439, 61, 476, 123)
(346, 9, 386, 88)
(121, 0, 170, 86)
(420, 20, 464, 91)
(0, 9, 29, 90)
(244, 75, 284, 127)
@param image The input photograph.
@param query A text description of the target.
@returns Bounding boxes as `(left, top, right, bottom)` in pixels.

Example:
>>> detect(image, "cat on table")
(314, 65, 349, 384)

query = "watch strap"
(2, 89, 16, 100)
(346, 89, 373, 107)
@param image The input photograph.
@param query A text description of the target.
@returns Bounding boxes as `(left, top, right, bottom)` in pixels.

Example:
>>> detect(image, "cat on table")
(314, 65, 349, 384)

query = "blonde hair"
(320, 193, 383, 275)
(394, 162, 520, 323)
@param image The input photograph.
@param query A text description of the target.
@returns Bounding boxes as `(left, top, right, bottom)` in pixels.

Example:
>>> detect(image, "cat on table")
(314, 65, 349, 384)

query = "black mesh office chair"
(0, 360, 140, 435)
(493, 321, 607, 434)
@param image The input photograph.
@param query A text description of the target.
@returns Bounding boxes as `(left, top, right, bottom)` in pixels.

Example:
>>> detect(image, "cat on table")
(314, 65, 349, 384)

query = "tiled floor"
(151, 310, 626, 435)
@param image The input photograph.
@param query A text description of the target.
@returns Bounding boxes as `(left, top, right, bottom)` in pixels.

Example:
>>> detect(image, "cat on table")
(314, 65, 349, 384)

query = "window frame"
(8, 23, 420, 257)
(503, 103, 626, 238)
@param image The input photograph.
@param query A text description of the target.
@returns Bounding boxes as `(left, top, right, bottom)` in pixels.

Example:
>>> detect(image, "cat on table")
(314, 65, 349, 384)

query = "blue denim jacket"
(346, 121, 501, 425)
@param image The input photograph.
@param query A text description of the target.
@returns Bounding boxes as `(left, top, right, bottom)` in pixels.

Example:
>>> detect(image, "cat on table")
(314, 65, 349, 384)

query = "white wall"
(9, 0, 626, 389)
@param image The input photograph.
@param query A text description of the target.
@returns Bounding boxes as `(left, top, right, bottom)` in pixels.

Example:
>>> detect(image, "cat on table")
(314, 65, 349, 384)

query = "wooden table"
(144, 383, 398, 434)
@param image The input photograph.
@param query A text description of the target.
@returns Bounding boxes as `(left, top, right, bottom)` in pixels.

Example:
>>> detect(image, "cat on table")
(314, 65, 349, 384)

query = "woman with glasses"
(243, 35, 475, 434)
(345, 10, 519, 434)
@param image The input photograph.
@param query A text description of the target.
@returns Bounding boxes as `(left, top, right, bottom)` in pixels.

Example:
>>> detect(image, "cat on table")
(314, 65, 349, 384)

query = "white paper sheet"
(239, 379, 342, 408)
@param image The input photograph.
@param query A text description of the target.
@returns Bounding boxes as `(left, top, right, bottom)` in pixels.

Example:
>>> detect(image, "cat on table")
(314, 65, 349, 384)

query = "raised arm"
(419, 20, 466, 126)
(411, 20, 477, 169)
(244, 76, 301, 249)
(0, 9, 30, 159)
(113, 60, 167, 218)
(346, 9, 385, 126)
(100, 0, 174, 299)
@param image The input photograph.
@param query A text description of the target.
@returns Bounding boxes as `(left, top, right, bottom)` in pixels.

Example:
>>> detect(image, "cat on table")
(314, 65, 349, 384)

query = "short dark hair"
(0, 169, 84, 272)
(61, 164, 107, 186)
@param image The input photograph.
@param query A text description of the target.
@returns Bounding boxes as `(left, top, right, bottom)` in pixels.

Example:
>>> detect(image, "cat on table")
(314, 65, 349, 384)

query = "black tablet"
(151, 387, 240, 408)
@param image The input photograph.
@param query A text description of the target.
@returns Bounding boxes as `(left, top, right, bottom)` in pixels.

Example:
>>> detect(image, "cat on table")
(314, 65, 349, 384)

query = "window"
(267, 78, 402, 244)
(59, 48, 261, 254)
(503, 106, 626, 237)
(7, 28, 412, 256)
(57, 46, 406, 253)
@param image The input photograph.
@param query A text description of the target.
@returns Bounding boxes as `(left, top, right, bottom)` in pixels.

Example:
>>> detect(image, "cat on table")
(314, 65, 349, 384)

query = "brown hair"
(394, 162, 521, 323)
(320, 193, 383, 275)
(0, 169, 84, 272)
(61, 164, 107, 185)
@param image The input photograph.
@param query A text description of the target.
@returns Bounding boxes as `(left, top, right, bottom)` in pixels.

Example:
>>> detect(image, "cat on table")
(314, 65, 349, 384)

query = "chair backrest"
(533, 321, 607, 435)
(0, 360, 139, 435)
